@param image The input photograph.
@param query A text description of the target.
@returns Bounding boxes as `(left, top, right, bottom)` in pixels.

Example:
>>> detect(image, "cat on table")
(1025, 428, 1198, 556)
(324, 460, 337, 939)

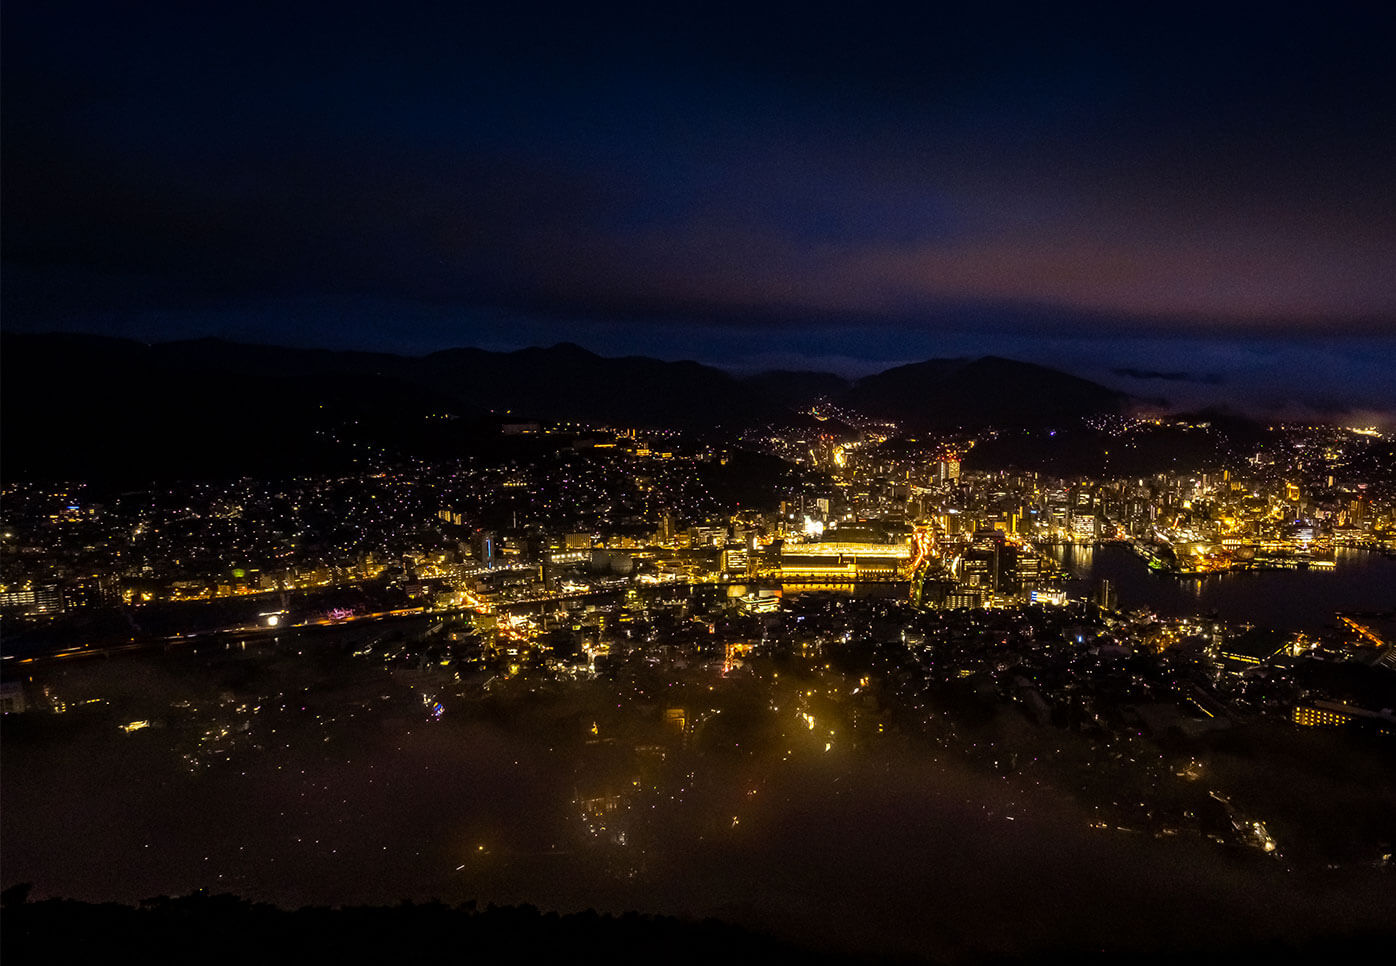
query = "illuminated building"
(664, 707, 686, 735)
(0, 587, 37, 611)
(738, 591, 780, 614)
(689, 525, 726, 547)
(471, 530, 497, 567)
(959, 547, 998, 592)
(1015, 552, 1040, 594)
(1292, 702, 1353, 727)
(546, 548, 589, 566)
(1291, 700, 1395, 734)
(778, 542, 911, 580)
(959, 529, 1006, 595)
(944, 588, 983, 609)
(0, 583, 62, 615)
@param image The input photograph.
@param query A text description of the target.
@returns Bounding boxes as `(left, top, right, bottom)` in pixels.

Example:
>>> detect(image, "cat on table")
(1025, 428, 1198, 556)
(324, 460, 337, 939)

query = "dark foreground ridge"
(0, 887, 894, 966)
(3, 887, 1392, 966)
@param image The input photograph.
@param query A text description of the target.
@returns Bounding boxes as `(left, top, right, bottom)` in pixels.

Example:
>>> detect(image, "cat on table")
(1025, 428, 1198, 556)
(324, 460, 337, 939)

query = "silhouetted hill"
(741, 370, 852, 408)
(1, 334, 394, 482)
(965, 423, 1243, 476)
(1, 334, 799, 481)
(845, 356, 1128, 430)
(416, 342, 773, 429)
(3, 333, 1135, 481)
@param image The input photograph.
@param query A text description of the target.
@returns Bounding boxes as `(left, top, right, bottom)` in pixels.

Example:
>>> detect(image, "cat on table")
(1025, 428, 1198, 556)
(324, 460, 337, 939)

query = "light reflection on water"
(1048, 545, 1396, 630)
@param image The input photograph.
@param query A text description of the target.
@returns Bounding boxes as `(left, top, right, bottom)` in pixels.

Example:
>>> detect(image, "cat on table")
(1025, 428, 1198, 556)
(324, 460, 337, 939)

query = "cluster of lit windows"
(1292, 705, 1352, 727)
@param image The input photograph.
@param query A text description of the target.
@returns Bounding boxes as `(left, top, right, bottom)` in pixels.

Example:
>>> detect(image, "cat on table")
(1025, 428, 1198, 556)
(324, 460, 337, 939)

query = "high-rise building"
(960, 530, 1005, 595)
(1095, 579, 1117, 612)
(1015, 551, 1040, 595)
(471, 530, 497, 567)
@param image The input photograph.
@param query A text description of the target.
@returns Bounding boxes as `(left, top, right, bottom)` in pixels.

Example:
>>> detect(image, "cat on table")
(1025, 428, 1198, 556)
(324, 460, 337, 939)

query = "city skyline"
(4, 6, 1395, 959)
(6, 404, 1395, 959)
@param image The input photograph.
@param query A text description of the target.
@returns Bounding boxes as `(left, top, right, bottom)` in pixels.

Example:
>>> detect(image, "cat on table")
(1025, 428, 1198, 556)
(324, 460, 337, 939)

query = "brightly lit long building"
(777, 542, 912, 580)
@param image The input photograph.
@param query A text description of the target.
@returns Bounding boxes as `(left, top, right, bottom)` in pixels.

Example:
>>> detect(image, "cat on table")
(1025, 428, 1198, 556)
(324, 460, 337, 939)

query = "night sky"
(4, 2, 1394, 419)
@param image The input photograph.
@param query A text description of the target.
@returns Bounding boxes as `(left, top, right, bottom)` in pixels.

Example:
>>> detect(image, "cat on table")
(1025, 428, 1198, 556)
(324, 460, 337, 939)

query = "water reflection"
(1049, 545, 1396, 630)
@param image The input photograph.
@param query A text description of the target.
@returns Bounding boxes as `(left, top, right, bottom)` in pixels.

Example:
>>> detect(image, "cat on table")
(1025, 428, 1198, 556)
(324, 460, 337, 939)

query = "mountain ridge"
(1, 332, 1132, 480)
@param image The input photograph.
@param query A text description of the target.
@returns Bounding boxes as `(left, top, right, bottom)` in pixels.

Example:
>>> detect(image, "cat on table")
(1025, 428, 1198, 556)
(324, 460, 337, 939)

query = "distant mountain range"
(1, 333, 1131, 480)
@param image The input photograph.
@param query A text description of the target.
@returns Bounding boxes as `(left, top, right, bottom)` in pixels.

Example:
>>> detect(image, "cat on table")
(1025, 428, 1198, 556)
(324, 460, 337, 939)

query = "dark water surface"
(1048, 545, 1396, 631)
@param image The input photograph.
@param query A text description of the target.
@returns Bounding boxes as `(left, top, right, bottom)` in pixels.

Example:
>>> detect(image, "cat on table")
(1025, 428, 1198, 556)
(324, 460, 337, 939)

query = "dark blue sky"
(4, 2, 1394, 420)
